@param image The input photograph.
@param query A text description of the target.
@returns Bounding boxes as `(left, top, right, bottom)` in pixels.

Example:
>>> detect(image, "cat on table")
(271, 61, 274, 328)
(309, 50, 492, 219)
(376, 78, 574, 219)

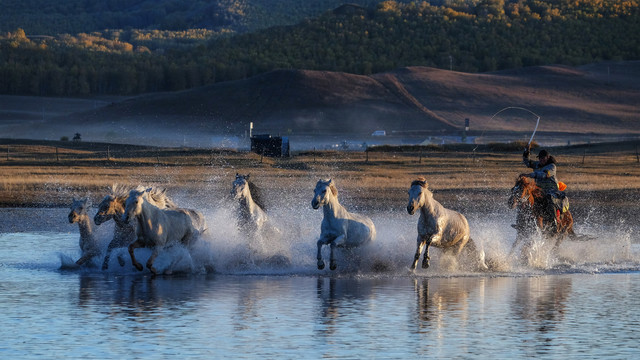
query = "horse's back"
(345, 213, 376, 245)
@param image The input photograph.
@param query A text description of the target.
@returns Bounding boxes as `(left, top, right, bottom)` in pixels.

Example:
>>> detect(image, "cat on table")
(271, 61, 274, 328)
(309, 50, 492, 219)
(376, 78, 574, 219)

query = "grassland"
(1, 139, 639, 225)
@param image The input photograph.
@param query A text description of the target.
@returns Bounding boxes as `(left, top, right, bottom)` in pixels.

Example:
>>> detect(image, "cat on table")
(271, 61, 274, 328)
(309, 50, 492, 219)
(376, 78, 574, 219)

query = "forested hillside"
(0, 0, 382, 35)
(1, 0, 639, 96)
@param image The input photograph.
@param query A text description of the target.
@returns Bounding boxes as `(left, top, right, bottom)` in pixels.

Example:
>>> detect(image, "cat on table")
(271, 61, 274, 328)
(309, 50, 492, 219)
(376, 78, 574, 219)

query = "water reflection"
(413, 277, 483, 331)
(315, 277, 378, 338)
(511, 276, 572, 350)
(75, 273, 216, 320)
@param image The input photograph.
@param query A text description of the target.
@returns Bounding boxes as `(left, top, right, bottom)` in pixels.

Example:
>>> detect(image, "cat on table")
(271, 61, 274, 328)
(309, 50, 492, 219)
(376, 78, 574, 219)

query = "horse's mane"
(516, 176, 544, 198)
(109, 183, 130, 199)
(140, 186, 177, 209)
(247, 179, 266, 210)
(411, 177, 428, 188)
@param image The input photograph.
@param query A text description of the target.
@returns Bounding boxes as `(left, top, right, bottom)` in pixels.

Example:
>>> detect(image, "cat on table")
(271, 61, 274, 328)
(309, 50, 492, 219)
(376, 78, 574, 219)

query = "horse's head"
(69, 198, 90, 224)
(509, 175, 536, 209)
(232, 173, 249, 200)
(94, 195, 119, 225)
(312, 179, 337, 209)
(122, 188, 149, 223)
(407, 178, 429, 215)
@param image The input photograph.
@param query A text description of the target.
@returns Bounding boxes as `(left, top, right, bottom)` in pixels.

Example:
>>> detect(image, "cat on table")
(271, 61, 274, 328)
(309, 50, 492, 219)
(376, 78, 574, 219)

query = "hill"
(2, 61, 637, 146)
(0, 0, 381, 35)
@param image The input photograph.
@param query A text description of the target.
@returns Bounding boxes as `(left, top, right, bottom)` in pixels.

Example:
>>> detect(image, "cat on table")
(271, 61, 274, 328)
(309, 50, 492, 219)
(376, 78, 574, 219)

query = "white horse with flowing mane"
(407, 177, 487, 271)
(122, 188, 206, 275)
(231, 174, 289, 268)
(94, 184, 177, 270)
(231, 174, 269, 235)
(312, 179, 376, 270)
(68, 198, 100, 266)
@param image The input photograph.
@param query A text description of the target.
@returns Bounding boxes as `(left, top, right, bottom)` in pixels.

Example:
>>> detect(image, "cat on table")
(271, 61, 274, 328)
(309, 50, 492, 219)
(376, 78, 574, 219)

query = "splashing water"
(2, 196, 639, 277)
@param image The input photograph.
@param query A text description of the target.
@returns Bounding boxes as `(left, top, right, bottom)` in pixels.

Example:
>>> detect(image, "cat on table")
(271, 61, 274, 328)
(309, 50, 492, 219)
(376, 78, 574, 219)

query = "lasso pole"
(488, 106, 540, 150)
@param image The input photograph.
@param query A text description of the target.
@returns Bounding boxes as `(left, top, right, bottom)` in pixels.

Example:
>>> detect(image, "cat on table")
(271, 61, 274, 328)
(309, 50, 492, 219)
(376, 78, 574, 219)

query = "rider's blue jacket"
(523, 154, 559, 193)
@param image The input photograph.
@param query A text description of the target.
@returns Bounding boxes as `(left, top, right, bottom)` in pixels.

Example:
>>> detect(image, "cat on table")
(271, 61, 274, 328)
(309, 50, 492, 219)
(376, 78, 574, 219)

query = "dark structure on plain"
(250, 134, 290, 157)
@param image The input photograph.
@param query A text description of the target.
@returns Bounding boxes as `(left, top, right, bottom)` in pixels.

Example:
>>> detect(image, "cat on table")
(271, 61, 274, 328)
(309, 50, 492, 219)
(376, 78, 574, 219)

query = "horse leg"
(102, 239, 118, 270)
(75, 253, 91, 266)
(317, 237, 330, 270)
(421, 236, 435, 269)
(128, 239, 144, 271)
(411, 237, 427, 270)
(146, 248, 160, 275)
(328, 235, 345, 271)
(329, 242, 337, 271)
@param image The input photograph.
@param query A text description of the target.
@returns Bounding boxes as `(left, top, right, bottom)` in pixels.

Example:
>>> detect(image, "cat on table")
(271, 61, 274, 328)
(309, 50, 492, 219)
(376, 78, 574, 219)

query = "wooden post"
(365, 148, 369, 163)
(157, 154, 160, 165)
(313, 147, 316, 163)
(636, 145, 639, 163)
(419, 149, 423, 164)
(582, 149, 586, 165)
(6, 145, 9, 161)
(56, 147, 59, 162)
(107, 146, 110, 160)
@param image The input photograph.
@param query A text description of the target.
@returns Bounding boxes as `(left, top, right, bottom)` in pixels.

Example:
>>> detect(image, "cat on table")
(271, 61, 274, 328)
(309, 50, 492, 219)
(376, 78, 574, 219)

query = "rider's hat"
(537, 149, 550, 158)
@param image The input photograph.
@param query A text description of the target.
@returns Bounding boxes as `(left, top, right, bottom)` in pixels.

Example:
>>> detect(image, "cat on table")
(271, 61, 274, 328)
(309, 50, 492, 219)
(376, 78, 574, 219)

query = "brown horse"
(508, 175, 575, 254)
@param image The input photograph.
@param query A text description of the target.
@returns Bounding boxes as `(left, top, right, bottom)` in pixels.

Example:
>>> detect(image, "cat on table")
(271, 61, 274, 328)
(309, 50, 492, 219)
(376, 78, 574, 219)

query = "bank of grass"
(0, 139, 639, 218)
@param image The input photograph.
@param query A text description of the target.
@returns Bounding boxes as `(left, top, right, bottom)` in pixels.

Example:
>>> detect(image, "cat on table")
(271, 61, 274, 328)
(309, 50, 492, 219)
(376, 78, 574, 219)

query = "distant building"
(250, 134, 290, 157)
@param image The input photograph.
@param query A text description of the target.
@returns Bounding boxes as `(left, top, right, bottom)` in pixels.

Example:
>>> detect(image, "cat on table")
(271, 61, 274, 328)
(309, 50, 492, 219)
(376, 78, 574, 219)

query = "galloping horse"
(508, 175, 575, 253)
(94, 184, 176, 270)
(312, 179, 376, 271)
(122, 188, 205, 275)
(407, 178, 487, 271)
(231, 174, 269, 235)
(68, 198, 100, 266)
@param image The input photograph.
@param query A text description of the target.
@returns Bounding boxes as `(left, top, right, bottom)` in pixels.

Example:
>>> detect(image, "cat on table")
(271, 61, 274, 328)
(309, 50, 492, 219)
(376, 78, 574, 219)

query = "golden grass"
(1, 141, 639, 211)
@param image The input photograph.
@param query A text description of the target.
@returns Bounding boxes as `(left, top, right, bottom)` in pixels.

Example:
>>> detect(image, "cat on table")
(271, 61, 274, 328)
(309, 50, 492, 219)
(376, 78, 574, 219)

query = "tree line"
(1, 0, 639, 96)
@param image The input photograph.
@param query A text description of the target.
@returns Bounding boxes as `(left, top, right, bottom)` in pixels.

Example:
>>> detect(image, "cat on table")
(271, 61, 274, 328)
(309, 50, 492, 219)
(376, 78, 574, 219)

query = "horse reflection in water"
(511, 276, 571, 335)
(68, 198, 100, 266)
(407, 177, 487, 271)
(311, 179, 376, 271)
(414, 277, 480, 326)
(94, 184, 176, 270)
(122, 188, 206, 275)
(231, 174, 290, 268)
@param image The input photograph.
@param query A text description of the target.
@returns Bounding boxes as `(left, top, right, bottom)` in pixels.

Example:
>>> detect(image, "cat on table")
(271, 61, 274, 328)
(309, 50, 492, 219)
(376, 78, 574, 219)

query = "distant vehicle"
(371, 130, 386, 136)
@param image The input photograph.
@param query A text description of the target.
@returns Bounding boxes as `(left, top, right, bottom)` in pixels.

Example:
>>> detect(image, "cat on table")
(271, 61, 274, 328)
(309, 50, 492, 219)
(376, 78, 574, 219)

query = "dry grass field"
(1, 139, 639, 226)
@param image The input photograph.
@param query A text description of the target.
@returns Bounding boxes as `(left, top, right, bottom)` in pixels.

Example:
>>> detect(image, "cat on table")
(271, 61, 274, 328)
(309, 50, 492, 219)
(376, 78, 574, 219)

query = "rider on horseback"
(522, 149, 558, 192)
(521, 148, 567, 231)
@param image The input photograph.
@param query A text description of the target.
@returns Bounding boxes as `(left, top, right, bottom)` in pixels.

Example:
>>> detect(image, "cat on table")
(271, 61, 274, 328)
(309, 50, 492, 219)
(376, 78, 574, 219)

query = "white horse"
(407, 178, 487, 271)
(68, 198, 100, 266)
(231, 174, 289, 268)
(122, 188, 204, 275)
(312, 179, 376, 270)
(231, 174, 269, 235)
(94, 184, 177, 270)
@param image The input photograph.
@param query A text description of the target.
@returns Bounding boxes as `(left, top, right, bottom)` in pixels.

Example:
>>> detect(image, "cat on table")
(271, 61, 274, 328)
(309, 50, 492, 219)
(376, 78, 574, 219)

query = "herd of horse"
(67, 174, 575, 274)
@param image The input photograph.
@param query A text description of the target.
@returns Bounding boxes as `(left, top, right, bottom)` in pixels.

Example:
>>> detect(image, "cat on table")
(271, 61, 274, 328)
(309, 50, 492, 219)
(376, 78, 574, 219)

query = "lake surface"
(1, 208, 639, 358)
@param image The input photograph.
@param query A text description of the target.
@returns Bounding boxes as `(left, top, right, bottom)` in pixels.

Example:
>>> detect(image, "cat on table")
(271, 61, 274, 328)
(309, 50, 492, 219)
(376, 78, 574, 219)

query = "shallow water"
(1, 207, 640, 358)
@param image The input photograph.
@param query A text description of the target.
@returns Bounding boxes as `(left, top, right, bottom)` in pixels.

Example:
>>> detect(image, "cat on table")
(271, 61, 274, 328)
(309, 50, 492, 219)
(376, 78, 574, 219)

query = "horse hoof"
(134, 263, 143, 271)
(317, 260, 325, 270)
(421, 261, 430, 269)
(330, 262, 337, 271)
(101, 264, 108, 271)
(117, 256, 126, 267)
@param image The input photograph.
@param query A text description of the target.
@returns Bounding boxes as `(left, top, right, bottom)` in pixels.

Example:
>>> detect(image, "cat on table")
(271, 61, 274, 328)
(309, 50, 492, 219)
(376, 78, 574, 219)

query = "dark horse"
(508, 175, 575, 255)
